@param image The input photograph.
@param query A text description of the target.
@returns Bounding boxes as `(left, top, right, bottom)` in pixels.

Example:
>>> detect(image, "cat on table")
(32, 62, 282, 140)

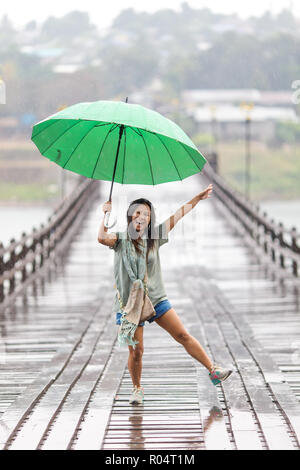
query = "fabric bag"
(140, 268, 156, 322)
(117, 263, 156, 324)
(116, 238, 156, 347)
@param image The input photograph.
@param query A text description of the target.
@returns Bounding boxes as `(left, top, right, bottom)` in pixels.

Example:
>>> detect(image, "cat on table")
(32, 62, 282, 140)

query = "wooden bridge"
(0, 162, 300, 451)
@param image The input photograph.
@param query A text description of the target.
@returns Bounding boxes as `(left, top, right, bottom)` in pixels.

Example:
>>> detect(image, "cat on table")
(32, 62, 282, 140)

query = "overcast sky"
(2, 0, 299, 29)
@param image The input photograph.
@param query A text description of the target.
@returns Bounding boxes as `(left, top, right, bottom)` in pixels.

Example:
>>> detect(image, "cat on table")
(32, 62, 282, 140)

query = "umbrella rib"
(122, 127, 126, 185)
(137, 129, 155, 186)
(33, 120, 108, 143)
(91, 123, 119, 179)
(178, 142, 204, 171)
(32, 119, 61, 139)
(62, 123, 97, 169)
(94, 122, 112, 128)
(130, 127, 141, 137)
(154, 133, 182, 181)
(41, 121, 81, 154)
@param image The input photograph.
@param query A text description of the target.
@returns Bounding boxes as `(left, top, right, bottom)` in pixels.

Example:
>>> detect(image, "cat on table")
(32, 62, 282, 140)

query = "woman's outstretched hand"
(102, 200, 112, 214)
(198, 183, 213, 200)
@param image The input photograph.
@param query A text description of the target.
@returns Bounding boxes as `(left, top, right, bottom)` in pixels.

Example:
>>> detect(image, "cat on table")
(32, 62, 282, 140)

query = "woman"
(98, 184, 232, 405)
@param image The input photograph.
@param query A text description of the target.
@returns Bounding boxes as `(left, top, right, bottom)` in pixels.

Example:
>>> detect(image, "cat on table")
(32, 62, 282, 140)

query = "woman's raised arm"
(162, 183, 213, 234)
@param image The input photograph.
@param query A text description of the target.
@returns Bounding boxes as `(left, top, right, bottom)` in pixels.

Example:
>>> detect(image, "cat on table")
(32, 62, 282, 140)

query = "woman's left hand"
(198, 183, 213, 200)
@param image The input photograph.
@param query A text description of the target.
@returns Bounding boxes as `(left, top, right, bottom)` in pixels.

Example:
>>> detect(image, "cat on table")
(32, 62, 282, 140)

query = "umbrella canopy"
(31, 100, 206, 186)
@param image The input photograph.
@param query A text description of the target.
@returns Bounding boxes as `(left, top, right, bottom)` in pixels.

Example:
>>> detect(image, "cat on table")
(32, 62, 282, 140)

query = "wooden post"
(46, 225, 51, 259)
(0, 180, 96, 306)
(263, 213, 268, 254)
(278, 223, 285, 269)
(291, 227, 298, 277)
(209, 152, 218, 174)
(203, 165, 300, 281)
(270, 219, 276, 263)
(255, 206, 260, 246)
(9, 238, 16, 294)
(32, 228, 37, 274)
(40, 225, 44, 267)
(21, 232, 27, 282)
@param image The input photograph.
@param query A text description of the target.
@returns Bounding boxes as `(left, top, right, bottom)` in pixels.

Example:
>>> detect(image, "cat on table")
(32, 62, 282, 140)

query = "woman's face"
(130, 203, 151, 235)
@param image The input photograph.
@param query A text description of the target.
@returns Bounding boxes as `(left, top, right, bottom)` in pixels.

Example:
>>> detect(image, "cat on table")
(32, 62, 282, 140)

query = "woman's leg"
(155, 308, 214, 372)
(127, 326, 144, 388)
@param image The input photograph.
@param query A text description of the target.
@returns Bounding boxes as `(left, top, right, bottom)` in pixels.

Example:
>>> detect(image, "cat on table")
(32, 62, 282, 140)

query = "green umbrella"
(31, 99, 206, 224)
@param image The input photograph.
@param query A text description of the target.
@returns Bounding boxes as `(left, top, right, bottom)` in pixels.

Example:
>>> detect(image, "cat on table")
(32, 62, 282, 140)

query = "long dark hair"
(126, 198, 157, 258)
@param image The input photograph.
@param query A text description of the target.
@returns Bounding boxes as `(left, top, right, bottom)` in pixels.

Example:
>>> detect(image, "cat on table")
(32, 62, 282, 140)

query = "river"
(259, 199, 300, 231)
(0, 178, 78, 247)
(0, 206, 52, 246)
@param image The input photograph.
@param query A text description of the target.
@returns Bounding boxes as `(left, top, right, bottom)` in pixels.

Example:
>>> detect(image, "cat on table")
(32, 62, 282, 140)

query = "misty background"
(0, 2, 300, 242)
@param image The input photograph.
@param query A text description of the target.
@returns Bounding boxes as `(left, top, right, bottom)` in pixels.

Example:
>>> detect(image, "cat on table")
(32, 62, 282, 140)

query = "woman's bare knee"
(129, 345, 144, 360)
(127, 326, 144, 360)
(175, 331, 191, 345)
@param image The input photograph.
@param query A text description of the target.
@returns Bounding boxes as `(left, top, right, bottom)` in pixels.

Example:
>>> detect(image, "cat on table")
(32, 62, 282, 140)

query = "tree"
(0, 15, 17, 52)
(40, 11, 96, 42)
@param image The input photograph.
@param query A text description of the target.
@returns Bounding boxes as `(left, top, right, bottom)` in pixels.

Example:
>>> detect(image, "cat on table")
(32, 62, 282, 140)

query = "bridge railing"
(0, 177, 99, 306)
(203, 160, 300, 282)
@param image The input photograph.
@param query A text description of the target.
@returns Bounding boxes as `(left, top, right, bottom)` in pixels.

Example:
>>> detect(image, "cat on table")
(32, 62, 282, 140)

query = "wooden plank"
(184, 276, 264, 450)
(212, 282, 300, 447)
(101, 312, 205, 451)
(180, 300, 232, 450)
(72, 347, 128, 450)
(217, 317, 294, 449)
(7, 293, 112, 450)
(0, 285, 112, 449)
(41, 318, 119, 449)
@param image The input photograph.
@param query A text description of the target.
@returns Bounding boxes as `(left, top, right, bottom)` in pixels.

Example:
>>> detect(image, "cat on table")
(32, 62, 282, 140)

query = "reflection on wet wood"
(102, 336, 205, 450)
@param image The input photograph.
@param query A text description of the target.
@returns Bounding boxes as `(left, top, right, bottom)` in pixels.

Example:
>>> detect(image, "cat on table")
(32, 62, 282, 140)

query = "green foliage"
(275, 121, 300, 144)
(217, 141, 300, 200)
(0, 147, 36, 160)
(0, 183, 59, 201)
(193, 133, 215, 148)
(40, 11, 96, 41)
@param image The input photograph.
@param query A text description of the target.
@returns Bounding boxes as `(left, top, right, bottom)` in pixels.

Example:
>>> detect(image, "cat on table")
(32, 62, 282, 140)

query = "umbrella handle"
(104, 211, 117, 229)
(104, 211, 111, 228)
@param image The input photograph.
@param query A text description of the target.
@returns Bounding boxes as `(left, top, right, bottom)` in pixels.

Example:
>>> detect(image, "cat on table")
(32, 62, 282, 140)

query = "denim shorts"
(116, 299, 172, 327)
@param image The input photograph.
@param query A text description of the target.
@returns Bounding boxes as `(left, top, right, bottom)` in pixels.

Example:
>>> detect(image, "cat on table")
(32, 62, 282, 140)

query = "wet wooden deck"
(0, 179, 300, 450)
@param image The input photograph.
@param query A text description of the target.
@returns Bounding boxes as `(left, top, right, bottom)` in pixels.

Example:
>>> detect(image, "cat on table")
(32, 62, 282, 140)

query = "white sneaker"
(209, 364, 232, 385)
(129, 386, 144, 405)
